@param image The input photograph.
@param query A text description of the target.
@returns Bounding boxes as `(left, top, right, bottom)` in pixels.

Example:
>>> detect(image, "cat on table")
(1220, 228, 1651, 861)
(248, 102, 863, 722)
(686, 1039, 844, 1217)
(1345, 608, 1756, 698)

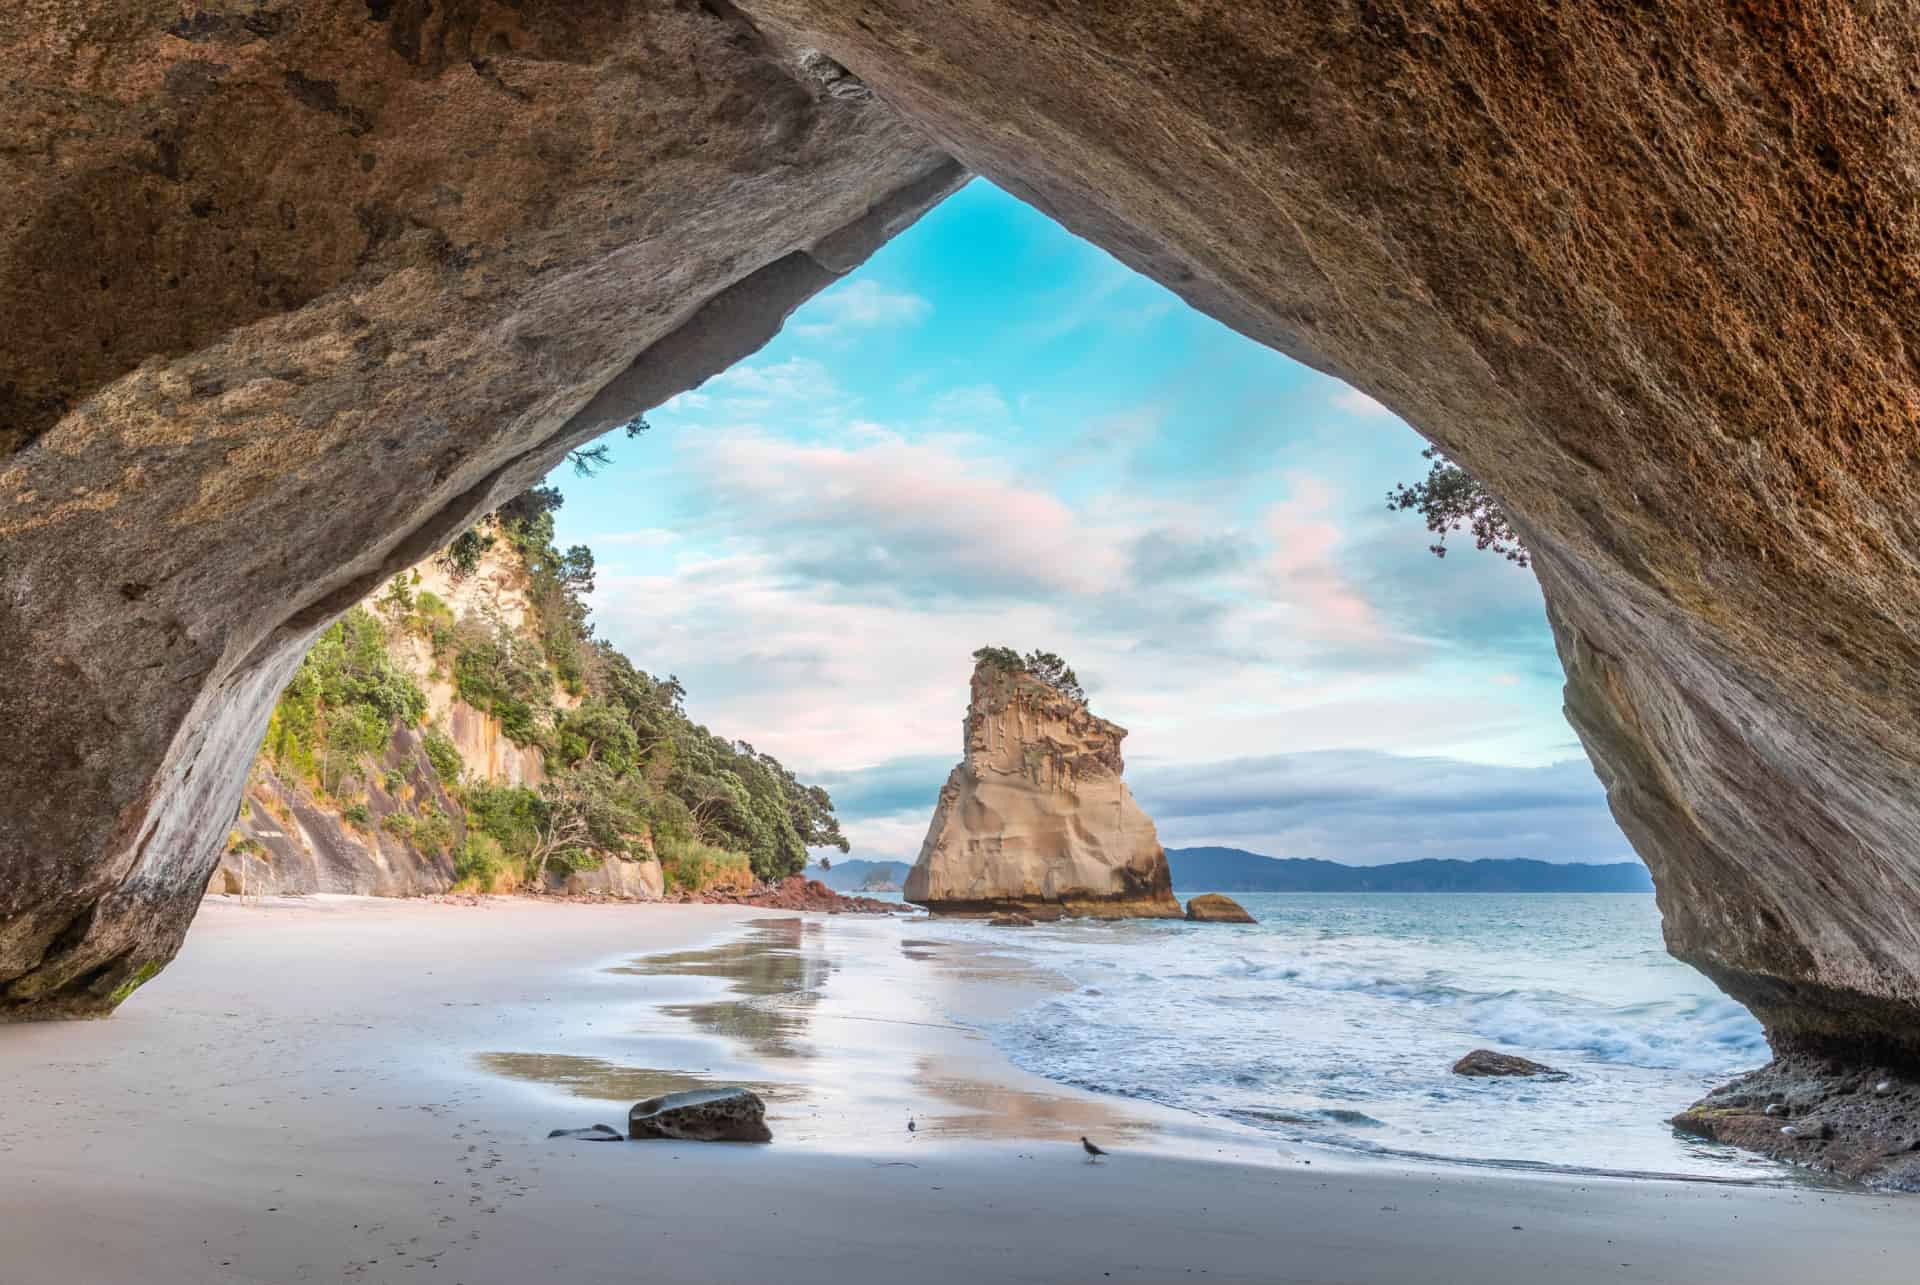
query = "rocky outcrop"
(212, 732, 461, 898)
(629, 1087, 772, 1143)
(905, 660, 1180, 920)
(683, 875, 897, 915)
(1672, 1058, 1920, 1190)
(0, 3, 957, 1016)
(1184, 895, 1256, 925)
(1453, 1050, 1566, 1079)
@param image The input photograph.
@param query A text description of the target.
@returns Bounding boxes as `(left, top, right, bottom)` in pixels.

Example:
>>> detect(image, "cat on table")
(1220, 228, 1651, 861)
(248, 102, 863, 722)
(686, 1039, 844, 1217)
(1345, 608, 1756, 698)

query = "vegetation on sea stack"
(972, 646, 1086, 703)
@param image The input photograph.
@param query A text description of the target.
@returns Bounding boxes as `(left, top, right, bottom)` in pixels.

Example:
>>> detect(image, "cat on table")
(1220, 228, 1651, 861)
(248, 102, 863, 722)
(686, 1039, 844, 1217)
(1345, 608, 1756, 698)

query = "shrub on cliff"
(421, 726, 463, 784)
(266, 607, 428, 794)
(450, 619, 552, 747)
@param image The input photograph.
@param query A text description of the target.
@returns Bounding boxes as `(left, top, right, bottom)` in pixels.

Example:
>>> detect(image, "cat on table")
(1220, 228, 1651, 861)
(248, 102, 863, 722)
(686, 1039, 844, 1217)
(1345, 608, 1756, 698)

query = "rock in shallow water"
(1452, 1050, 1566, 1078)
(1184, 894, 1257, 924)
(628, 1088, 772, 1143)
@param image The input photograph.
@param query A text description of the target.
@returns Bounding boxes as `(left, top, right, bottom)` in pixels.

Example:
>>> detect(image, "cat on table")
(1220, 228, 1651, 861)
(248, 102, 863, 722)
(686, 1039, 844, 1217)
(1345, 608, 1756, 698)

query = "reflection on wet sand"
(900, 936, 1075, 991)
(608, 917, 831, 1059)
(479, 911, 1166, 1150)
(475, 1052, 789, 1105)
(909, 1055, 1158, 1143)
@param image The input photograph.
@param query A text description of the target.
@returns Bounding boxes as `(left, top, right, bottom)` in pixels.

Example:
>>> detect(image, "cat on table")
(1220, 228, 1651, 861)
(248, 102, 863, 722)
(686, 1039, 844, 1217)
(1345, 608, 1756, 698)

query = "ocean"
(904, 892, 1778, 1179)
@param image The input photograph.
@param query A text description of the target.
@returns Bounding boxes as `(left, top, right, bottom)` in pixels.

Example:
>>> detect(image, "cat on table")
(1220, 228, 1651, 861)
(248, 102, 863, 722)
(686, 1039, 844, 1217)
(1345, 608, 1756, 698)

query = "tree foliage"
(971, 645, 1086, 703)
(1386, 447, 1530, 567)
(266, 607, 429, 794)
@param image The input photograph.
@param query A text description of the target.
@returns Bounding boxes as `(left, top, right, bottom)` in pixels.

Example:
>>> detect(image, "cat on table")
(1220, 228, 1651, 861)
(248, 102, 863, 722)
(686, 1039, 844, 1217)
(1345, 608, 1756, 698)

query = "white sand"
(1, 895, 1914, 1284)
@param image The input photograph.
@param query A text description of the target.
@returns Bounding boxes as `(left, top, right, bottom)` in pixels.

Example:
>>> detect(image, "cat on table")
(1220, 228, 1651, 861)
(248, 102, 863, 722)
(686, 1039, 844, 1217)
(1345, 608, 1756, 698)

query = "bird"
(1080, 1136, 1108, 1164)
(907, 1116, 917, 1133)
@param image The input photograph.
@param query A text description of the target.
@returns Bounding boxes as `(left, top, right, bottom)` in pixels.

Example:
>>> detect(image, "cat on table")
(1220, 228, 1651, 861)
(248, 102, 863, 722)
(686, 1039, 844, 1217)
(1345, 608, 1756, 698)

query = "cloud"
(1133, 750, 1624, 865)
(697, 357, 847, 420)
(677, 429, 1126, 602)
(792, 278, 931, 339)
(586, 528, 677, 548)
(928, 383, 1011, 424)
(1330, 386, 1397, 419)
(1256, 475, 1417, 660)
(1125, 526, 1254, 585)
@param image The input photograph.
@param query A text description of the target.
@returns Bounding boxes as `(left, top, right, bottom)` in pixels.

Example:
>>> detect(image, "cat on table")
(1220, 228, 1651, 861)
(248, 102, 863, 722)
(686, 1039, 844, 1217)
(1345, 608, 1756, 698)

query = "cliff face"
(906, 663, 1180, 919)
(208, 538, 660, 902)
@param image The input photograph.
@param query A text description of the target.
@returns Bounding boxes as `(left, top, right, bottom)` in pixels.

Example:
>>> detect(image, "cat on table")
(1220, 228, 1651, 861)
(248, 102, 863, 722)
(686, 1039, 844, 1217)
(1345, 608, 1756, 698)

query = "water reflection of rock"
(607, 917, 832, 1059)
(475, 1052, 790, 1106)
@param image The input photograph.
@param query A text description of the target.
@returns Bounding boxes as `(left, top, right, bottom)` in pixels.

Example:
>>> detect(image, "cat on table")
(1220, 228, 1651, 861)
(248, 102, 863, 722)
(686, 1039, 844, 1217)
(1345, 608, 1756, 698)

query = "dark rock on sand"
(548, 1124, 624, 1142)
(1184, 894, 1257, 924)
(629, 1088, 772, 1143)
(1671, 1057, 1920, 1190)
(1453, 1050, 1566, 1078)
(989, 912, 1036, 927)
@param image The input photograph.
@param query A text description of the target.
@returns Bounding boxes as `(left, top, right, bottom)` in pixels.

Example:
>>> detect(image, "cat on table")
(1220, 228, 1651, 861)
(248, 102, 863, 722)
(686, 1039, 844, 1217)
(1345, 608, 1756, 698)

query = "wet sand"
(1, 895, 1915, 1284)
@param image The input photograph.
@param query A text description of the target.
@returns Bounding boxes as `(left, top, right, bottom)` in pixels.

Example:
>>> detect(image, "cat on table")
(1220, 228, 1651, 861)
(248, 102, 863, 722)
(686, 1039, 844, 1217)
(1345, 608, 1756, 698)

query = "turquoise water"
(911, 893, 1780, 1178)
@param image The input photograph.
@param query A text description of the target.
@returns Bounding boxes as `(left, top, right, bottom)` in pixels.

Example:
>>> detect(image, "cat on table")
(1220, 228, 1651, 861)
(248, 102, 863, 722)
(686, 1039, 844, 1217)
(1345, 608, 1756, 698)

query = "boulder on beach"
(628, 1087, 772, 1143)
(548, 1124, 625, 1142)
(1184, 894, 1256, 923)
(1452, 1049, 1566, 1078)
(904, 653, 1182, 920)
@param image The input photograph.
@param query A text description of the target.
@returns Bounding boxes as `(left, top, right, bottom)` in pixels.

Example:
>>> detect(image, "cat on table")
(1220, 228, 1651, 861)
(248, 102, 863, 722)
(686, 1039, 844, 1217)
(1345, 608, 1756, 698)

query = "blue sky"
(551, 180, 1629, 867)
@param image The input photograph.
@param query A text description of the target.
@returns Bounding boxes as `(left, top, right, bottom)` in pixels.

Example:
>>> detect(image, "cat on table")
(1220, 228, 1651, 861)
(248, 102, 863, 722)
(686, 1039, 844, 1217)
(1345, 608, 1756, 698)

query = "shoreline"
(1, 895, 1915, 1284)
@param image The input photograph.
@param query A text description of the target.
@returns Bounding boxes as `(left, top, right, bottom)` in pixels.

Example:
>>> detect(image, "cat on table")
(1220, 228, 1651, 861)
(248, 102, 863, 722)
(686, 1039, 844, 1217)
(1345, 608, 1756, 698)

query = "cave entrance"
(550, 178, 1604, 877)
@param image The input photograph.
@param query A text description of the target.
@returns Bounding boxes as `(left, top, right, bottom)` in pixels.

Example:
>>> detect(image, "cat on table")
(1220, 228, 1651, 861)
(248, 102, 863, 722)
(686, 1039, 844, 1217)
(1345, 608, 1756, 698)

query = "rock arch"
(5, 2, 1920, 1085)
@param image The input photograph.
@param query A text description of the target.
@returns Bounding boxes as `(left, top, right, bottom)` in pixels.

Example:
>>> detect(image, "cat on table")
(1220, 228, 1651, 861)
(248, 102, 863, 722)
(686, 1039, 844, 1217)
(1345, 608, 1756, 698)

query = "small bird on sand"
(1080, 1136, 1108, 1164)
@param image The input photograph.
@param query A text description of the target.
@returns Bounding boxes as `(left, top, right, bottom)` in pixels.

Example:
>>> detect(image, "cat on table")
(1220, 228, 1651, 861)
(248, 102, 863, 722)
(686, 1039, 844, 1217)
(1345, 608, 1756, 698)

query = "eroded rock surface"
(1453, 1050, 1566, 1079)
(735, 2, 1920, 1071)
(0, 2, 958, 1017)
(905, 660, 1180, 919)
(1672, 1058, 1920, 1190)
(628, 1087, 772, 1143)
(1185, 894, 1256, 925)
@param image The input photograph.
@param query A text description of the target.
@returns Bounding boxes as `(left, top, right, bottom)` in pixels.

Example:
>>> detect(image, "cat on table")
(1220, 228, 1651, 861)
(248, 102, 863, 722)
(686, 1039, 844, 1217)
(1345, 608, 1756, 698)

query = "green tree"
(1021, 649, 1084, 702)
(1386, 447, 1530, 566)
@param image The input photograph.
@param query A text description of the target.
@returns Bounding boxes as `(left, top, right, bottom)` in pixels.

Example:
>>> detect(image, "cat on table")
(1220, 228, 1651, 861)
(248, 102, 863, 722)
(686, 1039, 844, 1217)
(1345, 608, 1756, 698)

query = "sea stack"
(905, 652, 1181, 920)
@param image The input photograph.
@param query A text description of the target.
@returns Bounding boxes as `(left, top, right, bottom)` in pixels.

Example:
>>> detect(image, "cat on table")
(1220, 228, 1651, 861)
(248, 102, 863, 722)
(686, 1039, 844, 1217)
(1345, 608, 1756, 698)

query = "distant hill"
(1167, 847, 1654, 893)
(812, 859, 912, 893)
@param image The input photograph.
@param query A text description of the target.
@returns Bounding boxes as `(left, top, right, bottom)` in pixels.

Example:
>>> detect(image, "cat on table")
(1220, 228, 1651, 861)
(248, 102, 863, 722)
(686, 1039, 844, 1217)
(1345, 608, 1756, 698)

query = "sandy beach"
(1, 896, 1914, 1285)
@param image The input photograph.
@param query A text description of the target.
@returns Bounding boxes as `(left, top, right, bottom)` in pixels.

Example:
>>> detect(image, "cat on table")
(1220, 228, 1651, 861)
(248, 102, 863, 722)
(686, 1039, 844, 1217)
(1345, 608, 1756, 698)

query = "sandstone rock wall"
(0, 1, 958, 1016)
(905, 662, 1180, 919)
(741, 1, 1920, 1066)
(208, 538, 662, 901)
